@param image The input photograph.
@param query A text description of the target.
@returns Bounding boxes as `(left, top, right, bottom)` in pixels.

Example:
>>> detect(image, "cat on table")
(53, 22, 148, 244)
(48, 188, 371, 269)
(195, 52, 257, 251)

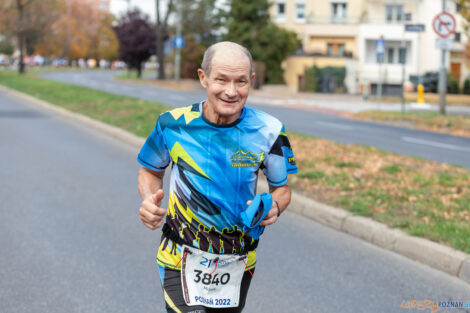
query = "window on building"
(327, 43, 345, 57)
(455, 32, 461, 42)
(387, 47, 394, 64)
(386, 5, 404, 22)
(331, 2, 347, 22)
(338, 44, 345, 56)
(296, 2, 305, 22)
(276, 1, 286, 22)
(399, 47, 407, 64)
(367, 40, 410, 65)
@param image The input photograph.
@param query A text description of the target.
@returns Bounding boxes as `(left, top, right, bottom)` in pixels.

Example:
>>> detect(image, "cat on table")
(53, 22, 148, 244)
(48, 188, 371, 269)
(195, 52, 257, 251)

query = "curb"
(3, 84, 469, 285)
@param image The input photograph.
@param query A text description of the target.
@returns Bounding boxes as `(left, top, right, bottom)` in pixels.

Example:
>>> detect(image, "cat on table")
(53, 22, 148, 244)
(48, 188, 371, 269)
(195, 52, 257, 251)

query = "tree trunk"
(137, 64, 142, 78)
(18, 32, 25, 74)
(156, 25, 165, 80)
(17, 0, 25, 74)
(155, 0, 173, 80)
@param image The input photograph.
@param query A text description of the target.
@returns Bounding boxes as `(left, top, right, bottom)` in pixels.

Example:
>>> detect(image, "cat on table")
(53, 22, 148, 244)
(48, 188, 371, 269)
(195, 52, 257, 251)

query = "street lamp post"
(174, 0, 182, 81)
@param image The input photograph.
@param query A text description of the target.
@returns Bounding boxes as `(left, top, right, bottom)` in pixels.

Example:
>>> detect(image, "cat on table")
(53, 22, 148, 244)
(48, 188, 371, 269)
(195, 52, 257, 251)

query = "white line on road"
(168, 94, 185, 101)
(315, 121, 353, 130)
(401, 136, 470, 152)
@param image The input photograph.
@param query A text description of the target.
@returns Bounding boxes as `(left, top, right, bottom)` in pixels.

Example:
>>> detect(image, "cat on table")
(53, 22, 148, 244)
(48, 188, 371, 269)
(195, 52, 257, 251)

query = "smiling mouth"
(220, 99, 238, 104)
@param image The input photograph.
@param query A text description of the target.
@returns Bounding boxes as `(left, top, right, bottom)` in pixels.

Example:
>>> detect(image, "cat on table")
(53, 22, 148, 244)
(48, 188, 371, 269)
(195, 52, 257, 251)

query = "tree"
(88, 13, 119, 61)
(0, 0, 60, 73)
(223, 0, 298, 84)
(33, 0, 116, 62)
(114, 9, 156, 78)
(155, 0, 174, 79)
(458, 0, 470, 65)
(180, 0, 222, 46)
(180, 34, 206, 78)
(0, 37, 14, 55)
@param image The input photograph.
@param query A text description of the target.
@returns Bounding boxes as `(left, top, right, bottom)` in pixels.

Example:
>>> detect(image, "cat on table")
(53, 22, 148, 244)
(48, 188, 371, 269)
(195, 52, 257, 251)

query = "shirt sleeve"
(137, 118, 170, 172)
(261, 125, 298, 186)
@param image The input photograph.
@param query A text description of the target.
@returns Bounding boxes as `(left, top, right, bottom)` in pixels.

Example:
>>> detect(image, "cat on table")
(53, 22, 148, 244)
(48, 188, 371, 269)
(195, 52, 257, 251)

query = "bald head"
(201, 41, 254, 76)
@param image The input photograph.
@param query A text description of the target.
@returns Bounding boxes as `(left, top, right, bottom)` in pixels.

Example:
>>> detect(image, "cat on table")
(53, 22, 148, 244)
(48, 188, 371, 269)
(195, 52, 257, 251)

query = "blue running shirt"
(138, 101, 298, 270)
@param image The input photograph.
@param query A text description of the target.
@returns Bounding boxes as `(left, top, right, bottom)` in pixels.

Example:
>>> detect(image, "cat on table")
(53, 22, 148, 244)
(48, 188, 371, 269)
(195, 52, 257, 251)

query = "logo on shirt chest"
(231, 149, 265, 167)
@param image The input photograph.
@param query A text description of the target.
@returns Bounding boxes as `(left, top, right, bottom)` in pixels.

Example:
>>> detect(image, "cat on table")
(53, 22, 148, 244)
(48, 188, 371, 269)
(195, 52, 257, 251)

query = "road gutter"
(2, 84, 469, 285)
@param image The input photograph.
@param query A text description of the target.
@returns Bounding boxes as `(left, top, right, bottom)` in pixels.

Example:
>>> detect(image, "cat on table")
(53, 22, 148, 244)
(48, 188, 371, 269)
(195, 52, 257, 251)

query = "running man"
(137, 41, 298, 313)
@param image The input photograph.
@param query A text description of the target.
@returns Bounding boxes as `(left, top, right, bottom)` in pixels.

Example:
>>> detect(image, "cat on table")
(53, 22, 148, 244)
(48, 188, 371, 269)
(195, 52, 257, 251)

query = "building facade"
(270, 0, 468, 94)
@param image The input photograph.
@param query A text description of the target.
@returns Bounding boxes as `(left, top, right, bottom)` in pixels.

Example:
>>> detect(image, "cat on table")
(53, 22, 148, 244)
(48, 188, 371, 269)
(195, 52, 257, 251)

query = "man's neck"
(203, 101, 242, 125)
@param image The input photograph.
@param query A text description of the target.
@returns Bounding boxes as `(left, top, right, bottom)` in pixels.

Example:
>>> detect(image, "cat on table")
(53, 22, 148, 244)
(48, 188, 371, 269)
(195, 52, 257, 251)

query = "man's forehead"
(210, 50, 251, 75)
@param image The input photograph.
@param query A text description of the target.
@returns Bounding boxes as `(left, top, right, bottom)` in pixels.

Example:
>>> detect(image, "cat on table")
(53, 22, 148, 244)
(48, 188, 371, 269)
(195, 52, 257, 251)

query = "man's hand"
(245, 200, 278, 226)
(139, 189, 166, 230)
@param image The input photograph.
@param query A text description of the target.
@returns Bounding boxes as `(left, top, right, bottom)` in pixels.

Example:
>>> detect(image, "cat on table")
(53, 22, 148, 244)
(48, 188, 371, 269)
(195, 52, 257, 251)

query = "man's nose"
(225, 82, 237, 97)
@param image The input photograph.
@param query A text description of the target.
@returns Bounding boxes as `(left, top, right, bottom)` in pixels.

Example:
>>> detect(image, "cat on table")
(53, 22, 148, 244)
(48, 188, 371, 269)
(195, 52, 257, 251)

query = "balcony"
(305, 15, 361, 25)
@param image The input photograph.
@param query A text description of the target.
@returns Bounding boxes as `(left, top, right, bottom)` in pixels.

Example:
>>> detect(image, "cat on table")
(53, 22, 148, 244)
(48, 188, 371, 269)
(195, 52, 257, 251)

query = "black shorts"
(162, 267, 255, 313)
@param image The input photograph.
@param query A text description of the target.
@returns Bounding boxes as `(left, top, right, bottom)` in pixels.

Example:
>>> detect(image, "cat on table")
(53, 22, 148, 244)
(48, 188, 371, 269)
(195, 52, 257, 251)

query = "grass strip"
(0, 70, 170, 137)
(289, 133, 470, 253)
(1, 70, 469, 253)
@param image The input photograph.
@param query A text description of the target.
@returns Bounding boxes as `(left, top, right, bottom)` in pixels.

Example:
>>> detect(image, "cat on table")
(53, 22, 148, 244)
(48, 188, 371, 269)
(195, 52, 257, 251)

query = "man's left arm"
(259, 183, 292, 226)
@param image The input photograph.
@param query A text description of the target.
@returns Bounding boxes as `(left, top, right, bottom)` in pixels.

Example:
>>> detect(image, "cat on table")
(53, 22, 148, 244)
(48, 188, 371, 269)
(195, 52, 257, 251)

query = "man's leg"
(207, 269, 255, 313)
(160, 266, 207, 313)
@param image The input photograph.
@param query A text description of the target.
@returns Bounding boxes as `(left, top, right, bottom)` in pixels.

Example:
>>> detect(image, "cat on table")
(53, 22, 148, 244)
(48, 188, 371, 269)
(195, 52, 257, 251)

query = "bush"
(317, 66, 346, 93)
(302, 65, 346, 93)
(463, 78, 470, 95)
(447, 73, 460, 94)
(302, 65, 319, 92)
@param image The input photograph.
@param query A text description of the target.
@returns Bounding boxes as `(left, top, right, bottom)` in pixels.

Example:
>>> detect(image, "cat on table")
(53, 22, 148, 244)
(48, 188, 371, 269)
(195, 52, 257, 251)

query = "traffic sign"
(376, 38, 385, 56)
(432, 12, 456, 38)
(435, 38, 454, 50)
(405, 24, 425, 32)
(173, 36, 185, 49)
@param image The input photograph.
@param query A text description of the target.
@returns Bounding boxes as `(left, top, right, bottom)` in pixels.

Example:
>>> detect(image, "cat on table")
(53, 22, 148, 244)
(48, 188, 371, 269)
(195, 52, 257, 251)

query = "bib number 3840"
(180, 245, 246, 308)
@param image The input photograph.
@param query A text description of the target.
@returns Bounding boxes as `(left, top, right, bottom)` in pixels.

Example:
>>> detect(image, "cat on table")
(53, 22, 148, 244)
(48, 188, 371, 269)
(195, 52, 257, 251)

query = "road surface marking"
(316, 121, 353, 130)
(402, 136, 470, 152)
(168, 94, 185, 101)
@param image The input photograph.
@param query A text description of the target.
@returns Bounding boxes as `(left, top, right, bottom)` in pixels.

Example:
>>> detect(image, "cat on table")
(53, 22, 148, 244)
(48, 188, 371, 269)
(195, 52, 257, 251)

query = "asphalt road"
(40, 70, 470, 168)
(1, 85, 470, 313)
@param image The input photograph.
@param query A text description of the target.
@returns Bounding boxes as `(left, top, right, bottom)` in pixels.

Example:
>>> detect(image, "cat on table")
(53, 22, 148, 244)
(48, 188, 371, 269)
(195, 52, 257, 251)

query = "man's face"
(198, 52, 254, 121)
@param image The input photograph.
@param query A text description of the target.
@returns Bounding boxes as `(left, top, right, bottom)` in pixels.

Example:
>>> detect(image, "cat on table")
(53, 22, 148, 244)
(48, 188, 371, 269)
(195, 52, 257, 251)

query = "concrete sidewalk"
(3, 84, 469, 285)
(250, 85, 470, 115)
(124, 74, 470, 115)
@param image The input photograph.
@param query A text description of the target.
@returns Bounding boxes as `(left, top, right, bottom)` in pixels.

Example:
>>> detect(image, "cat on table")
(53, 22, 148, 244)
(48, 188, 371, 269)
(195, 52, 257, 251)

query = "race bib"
(180, 245, 246, 308)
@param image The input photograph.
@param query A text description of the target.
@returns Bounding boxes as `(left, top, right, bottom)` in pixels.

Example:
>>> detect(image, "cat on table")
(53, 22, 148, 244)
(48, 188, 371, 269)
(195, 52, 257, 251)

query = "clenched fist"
(139, 189, 166, 230)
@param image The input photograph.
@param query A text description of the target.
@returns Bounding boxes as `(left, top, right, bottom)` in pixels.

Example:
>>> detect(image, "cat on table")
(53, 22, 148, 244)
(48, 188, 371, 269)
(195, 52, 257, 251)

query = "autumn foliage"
(0, 0, 118, 62)
(113, 9, 156, 78)
(35, 0, 118, 60)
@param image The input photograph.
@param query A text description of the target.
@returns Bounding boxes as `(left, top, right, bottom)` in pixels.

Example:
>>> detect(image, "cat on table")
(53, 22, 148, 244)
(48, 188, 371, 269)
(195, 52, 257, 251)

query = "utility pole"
(438, 0, 447, 115)
(376, 35, 385, 110)
(174, 0, 182, 81)
(400, 37, 406, 113)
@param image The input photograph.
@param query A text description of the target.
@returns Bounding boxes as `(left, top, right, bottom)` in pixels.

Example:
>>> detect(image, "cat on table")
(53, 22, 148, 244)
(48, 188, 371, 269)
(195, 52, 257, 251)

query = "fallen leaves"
(288, 133, 470, 252)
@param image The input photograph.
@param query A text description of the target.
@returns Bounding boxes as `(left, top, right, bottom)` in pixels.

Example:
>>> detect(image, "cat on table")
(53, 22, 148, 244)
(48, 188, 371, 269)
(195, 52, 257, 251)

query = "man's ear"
(251, 72, 255, 82)
(198, 69, 207, 88)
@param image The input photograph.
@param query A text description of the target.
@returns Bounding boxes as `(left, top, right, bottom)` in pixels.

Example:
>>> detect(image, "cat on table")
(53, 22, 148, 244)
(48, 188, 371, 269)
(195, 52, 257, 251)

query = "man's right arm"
(138, 166, 167, 230)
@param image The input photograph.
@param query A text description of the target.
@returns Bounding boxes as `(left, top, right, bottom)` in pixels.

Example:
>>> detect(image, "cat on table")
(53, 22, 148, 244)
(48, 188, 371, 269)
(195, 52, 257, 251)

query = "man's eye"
(216, 78, 225, 82)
